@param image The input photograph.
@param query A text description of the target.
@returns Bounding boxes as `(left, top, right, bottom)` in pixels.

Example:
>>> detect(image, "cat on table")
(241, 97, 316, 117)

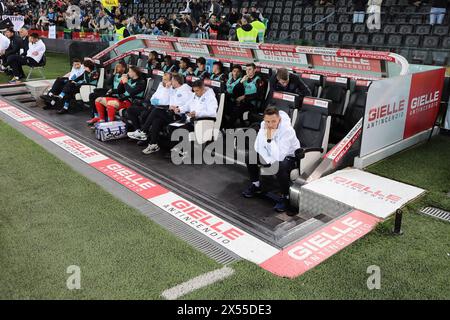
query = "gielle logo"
(329, 176, 402, 203)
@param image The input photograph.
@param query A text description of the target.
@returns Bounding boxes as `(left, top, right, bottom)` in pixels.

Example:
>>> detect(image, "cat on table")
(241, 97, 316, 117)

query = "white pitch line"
(161, 266, 234, 300)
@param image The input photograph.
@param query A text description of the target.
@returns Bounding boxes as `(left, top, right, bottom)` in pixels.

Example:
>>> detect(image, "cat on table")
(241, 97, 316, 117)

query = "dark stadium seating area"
(124, 0, 449, 66)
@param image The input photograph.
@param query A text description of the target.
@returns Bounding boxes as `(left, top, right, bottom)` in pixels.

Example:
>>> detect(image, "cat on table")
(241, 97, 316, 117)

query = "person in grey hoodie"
(242, 107, 300, 213)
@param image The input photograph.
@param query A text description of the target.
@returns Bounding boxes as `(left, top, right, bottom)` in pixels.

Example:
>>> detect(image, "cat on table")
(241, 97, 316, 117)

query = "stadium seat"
(355, 34, 369, 46)
(404, 35, 420, 47)
(341, 33, 355, 45)
(412, 50, 431, 64)
(314, 24, 325, 32)
(416, 25, 431, 35)
(382, 24, 397, 34)
(371, 34, 385, 46)
(443, 37, 450, 49)
(269, 91, 301, 125)
(339, 24, 351, 33)
(432, 51, 449, 66)
(290, 97, 331, 178)
(399, 25, 414, 34)
(327, 24, 338, 32)
(299, 73, 323, 98)
(327, 32, 340, 44)
(433, 25, 449, 36)
(353, 24, 366, 33)
(387, 34, 403, 46)
(321, 76, 350, 116)
(422, 36, 440, 49)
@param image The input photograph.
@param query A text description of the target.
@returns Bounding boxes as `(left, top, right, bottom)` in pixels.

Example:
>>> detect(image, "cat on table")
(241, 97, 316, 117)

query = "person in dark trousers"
(92, 65, 146, 122)
(242, 107, 300, 213)
(54, 59, 99, 114)
(86, 61, 127, 124)
(139, 74, 193, 155)
(0, 28, 20, 70)
(8, 32, 46, 83)
(41, 58, 85, 109)
(126, 72, 173, 142)
(227, 62, 264, 127)
(266, 68, 312, 106)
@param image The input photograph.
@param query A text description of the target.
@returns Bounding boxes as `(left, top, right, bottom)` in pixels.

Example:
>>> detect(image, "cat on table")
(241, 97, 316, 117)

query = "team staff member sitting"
(140, 74, 193, 155)
(178, 57, 191, 77)
(210, 61, 226, 81)
(147, 51, 161, 71)
(87, 61, 127, 124)
(242, 107, 300, 213)
(228, 63, 264, 127)
(93, 66, 145, 122)
(161, 55, 178, 73)
(266, 68, 312, 105)
(0, 28, 20, 71)
(236, 15, 259, 43)
(8, 32, 46, 84)
(54, 60, 99, 114)
(41, 58, 85, 109)
(127, 72, 173, 142)
(193, 57, 210, 79)
(169, 80, 218, 150)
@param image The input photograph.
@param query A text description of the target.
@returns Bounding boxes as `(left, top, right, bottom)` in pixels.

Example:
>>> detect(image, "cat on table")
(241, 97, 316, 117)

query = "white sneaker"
(142, 144, 160, 155)
(127, 130, 147, 141)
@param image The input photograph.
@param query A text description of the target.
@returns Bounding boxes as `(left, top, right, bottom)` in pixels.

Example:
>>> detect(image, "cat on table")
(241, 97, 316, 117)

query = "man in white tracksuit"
(141, 73, 195, 154)
(242, 107, 300, 213)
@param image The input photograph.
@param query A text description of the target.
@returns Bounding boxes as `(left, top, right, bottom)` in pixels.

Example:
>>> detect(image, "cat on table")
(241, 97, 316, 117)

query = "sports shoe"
(8, 76, 20, 84)
(127, 130, 148, 141)
(142, 144, 160, 154)
(86, 117, 100, 125)
(57, 107, 68, 114)
(242, 183, 262, 198)
(274, 196, 289, 213)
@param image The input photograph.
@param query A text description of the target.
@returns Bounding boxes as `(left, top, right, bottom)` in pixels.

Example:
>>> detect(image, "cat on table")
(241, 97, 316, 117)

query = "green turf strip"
(0, 121, 219, 299)
(184, 135, 450, 299)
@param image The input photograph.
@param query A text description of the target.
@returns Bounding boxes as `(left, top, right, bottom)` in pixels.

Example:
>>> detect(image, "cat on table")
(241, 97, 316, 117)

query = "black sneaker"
(274, 196, 289, 213)
(57, 108, 68, 114)
(242, 184, 262, 198)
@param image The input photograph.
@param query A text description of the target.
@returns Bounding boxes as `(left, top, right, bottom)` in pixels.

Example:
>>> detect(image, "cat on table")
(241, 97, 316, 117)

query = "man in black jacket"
(18, 27, 29, 56)
(1, 28, 21, 69)
(266, 68, 312, 106)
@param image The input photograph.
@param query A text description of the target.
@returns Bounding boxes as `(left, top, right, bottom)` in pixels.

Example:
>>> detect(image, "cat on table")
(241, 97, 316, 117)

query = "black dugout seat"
(291, 97, 332, 179)
(321, 76, 350, 116)
(269, 91, 300, 125)
(299, 73, 323, 98)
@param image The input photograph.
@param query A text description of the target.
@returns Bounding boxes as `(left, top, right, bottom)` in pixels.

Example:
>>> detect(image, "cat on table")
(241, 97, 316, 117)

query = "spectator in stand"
(208, 14, 220, 39)
(217, 15, 231, 40)
(195, 15, 209, 38)
(249, 6, 263, 22)
(156, 16, 171, 33)
(353, 0, 367, 24)
(430, 0, 448, 25)
(36, 9, 49, 30)
(228, 7, 241, 26)
(209, 0, 222, 17)
(190, 0, 203, 23)
(236, 14, 258, 43)
(366, 0, 382, 30)
(114, 15, 130, 41)
(97, 9, 113, 41)
(250, 14, 266, 42)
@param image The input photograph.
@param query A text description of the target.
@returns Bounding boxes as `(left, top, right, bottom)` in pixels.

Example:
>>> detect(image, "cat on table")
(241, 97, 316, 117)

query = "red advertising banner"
(210, 45, 253, 58)
(311, 55, 382, 73)
(403, 68, 446, 139)
(143, 39, 174, 51)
